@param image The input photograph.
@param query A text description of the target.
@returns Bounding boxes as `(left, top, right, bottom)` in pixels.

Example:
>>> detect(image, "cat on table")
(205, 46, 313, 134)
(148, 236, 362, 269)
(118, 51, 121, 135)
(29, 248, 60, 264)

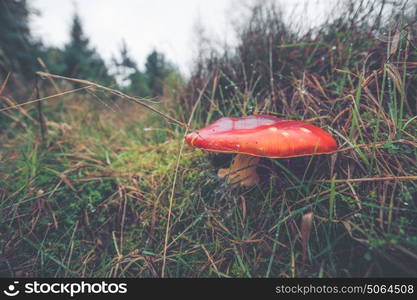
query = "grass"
(1, 0, 417, 278)
(0, 90, 415, 277)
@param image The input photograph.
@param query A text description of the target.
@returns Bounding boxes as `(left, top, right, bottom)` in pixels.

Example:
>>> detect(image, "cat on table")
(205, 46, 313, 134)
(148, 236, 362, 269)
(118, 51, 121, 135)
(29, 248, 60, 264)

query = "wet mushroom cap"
(185, 115, 337, 158)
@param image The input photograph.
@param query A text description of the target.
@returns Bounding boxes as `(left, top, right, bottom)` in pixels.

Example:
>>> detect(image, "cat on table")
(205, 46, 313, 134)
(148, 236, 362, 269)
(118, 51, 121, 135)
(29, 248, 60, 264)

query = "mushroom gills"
(217, 154, 260, 187)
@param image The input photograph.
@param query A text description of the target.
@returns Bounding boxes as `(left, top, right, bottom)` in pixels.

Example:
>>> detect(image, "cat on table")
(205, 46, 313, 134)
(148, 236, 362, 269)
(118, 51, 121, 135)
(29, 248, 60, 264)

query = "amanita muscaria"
(185, 115, 337, 187)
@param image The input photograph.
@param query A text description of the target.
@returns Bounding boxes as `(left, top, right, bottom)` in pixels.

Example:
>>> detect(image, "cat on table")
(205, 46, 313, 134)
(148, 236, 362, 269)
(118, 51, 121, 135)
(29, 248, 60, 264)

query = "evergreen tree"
(63, 12, 113, 85)
(128, 70, 150, 98)
(112, 40, 150, 97)
(42, 47, 66, 76)
(145, 50, 173, 96)
(0, 0, 40, 78)
(112, 40, 138, 86)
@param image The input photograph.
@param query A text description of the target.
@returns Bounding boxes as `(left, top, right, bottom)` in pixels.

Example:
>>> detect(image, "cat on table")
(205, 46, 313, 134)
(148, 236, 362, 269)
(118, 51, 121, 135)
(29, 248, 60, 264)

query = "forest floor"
(1, 74, 417, 277)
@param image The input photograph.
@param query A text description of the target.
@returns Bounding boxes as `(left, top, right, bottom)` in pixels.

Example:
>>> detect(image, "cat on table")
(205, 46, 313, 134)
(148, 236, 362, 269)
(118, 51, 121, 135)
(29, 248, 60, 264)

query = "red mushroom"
(185, 115, 337, 187)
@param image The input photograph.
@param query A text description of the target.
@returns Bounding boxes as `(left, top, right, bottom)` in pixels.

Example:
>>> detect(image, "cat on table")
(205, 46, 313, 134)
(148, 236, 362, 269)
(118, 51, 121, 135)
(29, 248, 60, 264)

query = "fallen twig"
(316, 175, 417, 183)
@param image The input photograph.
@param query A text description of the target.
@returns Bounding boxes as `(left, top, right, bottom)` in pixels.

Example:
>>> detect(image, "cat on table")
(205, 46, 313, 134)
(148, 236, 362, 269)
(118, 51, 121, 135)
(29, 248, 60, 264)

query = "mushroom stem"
(218, 154, 260, 187)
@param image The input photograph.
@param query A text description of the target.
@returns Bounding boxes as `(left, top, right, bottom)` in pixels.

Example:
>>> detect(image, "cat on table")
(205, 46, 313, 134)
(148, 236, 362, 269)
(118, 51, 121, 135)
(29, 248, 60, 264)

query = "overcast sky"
(30, 0, 332, 76)
(30, 0, 239, 75)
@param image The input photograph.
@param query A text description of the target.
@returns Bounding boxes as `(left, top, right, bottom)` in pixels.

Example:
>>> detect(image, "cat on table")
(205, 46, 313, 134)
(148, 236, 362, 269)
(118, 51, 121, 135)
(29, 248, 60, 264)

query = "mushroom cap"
(185, 115, 337, 158)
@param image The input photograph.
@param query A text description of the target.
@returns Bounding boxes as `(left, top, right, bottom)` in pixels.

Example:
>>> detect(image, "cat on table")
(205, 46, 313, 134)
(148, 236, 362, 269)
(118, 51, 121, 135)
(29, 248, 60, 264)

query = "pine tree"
(112, 40, 150, 97)
(63, 13, 90, 78)
(128, 71, 150, 98)
(63, 12, 113, 85)
(0, 0, 40, 78)
(145, 50, 172, 96)
(112, 40, 138, 86)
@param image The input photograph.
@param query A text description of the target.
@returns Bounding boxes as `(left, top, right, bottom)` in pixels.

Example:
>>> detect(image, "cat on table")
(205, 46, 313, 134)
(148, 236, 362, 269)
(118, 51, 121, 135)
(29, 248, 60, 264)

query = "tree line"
(0, 0, 180, 97)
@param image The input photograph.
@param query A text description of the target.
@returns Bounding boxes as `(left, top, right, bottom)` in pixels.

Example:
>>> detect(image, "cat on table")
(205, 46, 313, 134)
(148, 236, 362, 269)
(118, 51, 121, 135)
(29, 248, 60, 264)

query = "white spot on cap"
(269, 127, 278, 132)
(300, 128, 312, 134)
(281, 131, 289, 136)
